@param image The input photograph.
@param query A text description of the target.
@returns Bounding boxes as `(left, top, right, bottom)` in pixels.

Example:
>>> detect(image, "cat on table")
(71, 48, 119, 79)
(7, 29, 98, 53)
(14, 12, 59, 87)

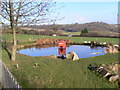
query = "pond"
(17, 45, 106, 58)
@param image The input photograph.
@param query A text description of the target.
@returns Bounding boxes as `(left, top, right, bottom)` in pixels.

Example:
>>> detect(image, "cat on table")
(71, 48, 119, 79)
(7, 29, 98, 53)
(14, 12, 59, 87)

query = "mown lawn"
(2, 34, 119, 44)
(2, 34, 119, 88)
(2, 49, 118, 88)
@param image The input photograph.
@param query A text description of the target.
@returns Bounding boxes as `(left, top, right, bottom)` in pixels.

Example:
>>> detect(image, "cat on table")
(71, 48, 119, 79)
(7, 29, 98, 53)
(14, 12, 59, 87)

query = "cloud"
(72, 14, 88, 23)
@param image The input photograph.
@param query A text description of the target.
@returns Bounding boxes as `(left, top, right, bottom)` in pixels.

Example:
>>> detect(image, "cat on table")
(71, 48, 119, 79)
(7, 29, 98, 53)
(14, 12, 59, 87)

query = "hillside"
(26, 22, 118, 32)
(2, 22, 119, 37)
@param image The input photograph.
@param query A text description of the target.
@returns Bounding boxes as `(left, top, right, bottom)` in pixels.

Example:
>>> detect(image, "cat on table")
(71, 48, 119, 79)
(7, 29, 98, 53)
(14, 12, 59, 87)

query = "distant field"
(89, 31, 119, 35)
(63, 31, 80, 35)
(83, 31, 119, 38)
(2, 34, 119, 44)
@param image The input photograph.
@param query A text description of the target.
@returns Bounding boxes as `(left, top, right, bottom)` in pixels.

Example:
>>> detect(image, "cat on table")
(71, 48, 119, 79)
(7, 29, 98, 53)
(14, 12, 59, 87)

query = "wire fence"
(1, 61, 22, 88)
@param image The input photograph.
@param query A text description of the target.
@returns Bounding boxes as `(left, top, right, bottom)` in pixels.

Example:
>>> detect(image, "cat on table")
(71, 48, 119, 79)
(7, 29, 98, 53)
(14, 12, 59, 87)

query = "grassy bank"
(2, 34, 119, 44)
(2, 49, 118, 88)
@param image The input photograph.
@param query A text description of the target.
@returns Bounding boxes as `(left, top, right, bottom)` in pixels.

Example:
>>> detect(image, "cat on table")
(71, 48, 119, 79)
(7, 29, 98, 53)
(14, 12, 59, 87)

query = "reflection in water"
(36, 45, 56, 49)
(17, 45, 106, 58)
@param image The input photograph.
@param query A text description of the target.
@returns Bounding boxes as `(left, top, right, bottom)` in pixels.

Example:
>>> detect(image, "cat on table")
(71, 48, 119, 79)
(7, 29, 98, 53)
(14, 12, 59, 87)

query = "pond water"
(17, 45, 106, 58)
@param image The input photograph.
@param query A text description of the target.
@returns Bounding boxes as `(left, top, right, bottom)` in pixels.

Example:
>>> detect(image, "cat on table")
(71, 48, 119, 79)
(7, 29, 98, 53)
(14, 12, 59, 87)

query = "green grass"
(2, 34, 119, 88)
(2, 34, 119, 44)
(2, 49, 118, 88)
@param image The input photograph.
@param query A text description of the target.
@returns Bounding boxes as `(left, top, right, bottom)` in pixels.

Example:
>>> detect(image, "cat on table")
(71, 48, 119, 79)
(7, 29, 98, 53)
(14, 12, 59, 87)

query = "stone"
(113, 64, 118, 72)
(66, 52, 74, 60)
(113, 44, 119, 48)
(106, 62, 120, 75)
(113, 47, 119, 53)
(103, 72, 111, 78)
(104, 44, 119, 53)
(84, 41, 87, 43)
(66, 52, 79, 61)
(34, 63, 38, 67)
(51, 55, 57, 58)
(103, 42, 107, 45)
(96, 67, 109, 76)
(109, 75, 119, 82)
(88, 41, 91, 43)
(15, 64, 19, 69)
(72, 52, 79, 60)
(111, 64, 119, 74)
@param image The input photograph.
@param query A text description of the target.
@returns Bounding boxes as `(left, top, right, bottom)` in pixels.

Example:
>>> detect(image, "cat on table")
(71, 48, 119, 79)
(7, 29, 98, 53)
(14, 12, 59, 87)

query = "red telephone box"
(58, 41, 66, 55)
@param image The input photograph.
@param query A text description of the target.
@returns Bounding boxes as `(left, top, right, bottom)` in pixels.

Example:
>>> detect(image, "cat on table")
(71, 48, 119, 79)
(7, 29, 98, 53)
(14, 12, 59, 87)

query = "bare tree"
(1, 0, 60, 61)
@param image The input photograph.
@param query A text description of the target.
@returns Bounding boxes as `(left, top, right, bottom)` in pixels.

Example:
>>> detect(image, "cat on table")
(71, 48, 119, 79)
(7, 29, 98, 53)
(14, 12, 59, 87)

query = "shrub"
(81, 28, 88, 34)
